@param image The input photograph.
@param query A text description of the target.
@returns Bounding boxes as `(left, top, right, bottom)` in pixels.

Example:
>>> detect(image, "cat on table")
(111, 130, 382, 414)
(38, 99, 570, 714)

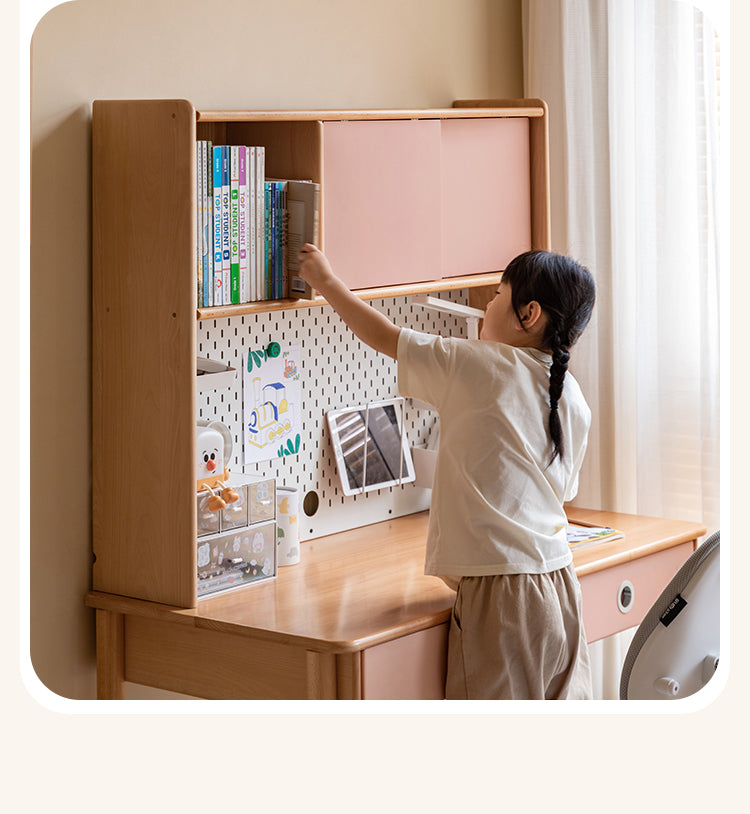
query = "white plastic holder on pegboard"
(412, 416, 439, 490)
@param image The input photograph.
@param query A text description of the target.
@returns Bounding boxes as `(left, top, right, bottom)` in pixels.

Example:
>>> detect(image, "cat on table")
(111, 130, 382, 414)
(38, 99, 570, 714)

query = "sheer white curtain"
(522, 0, 722, 699)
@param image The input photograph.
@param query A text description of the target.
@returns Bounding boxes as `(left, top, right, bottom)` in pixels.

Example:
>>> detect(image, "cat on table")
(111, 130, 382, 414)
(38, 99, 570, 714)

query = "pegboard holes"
(195, 291, 469, 538)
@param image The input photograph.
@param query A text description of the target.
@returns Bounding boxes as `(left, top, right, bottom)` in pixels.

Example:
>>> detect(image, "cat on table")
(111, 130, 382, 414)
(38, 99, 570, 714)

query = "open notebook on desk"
(567, 522, 624, 550)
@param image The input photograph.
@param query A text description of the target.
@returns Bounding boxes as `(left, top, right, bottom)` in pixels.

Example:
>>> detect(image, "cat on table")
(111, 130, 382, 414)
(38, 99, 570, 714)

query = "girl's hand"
(298, 244, 335, 290)
(296, 243, 400, 359)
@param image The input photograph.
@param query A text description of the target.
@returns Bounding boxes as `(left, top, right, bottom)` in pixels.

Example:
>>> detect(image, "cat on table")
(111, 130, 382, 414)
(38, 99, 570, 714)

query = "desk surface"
(86, 507, 707, 655)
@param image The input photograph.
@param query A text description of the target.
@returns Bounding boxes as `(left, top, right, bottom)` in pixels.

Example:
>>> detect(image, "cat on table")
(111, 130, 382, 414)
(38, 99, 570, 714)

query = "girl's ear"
(517, 300, 545, 331)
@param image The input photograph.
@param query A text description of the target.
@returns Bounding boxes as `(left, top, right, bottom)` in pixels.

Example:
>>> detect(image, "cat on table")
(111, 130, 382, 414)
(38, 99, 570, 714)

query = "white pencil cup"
(276, 486, 300, 566)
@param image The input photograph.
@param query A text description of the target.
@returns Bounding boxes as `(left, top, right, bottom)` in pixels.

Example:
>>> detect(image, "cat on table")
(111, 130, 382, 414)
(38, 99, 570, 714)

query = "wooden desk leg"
(95, 609, 125, 699)
(306, 651, 337, 699)
(305, 651, 363, 699)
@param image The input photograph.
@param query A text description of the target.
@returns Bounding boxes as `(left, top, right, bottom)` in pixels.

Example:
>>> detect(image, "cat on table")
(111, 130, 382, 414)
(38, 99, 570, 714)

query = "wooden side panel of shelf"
(92, 99, 198, 608)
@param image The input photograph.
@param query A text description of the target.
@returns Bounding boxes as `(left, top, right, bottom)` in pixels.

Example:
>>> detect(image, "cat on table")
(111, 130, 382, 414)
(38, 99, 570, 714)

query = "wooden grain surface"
(87, 508, 706, 653)
(92, 99, 197, 606)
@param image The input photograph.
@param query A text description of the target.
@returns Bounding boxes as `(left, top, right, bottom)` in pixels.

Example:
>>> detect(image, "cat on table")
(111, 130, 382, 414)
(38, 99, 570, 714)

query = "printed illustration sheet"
(243, 344, 302, 465)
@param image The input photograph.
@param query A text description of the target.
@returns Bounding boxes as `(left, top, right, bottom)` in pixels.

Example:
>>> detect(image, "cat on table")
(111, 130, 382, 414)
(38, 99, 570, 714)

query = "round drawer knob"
(617, 580, 635, 613)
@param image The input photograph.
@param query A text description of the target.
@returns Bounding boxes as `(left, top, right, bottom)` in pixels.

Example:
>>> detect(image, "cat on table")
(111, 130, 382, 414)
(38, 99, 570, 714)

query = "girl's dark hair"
(501, 250, 596, 465)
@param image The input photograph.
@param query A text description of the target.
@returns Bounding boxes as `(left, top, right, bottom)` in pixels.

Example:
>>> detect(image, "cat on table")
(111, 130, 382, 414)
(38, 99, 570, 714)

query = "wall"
(29, 0, 523, 700)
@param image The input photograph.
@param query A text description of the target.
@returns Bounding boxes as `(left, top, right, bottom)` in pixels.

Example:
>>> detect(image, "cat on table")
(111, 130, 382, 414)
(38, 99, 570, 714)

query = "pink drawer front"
(361, 622, 449, 700)
(579, 542, 694, 643)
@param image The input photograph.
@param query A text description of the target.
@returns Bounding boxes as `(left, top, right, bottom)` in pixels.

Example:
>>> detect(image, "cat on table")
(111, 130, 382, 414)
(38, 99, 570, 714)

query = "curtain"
(522, 0, 722, 699)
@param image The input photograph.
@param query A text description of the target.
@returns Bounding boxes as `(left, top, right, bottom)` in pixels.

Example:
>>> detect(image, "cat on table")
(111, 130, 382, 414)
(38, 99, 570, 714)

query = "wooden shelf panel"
(196, 272, 503, 321)
(196, 107, 546, 123)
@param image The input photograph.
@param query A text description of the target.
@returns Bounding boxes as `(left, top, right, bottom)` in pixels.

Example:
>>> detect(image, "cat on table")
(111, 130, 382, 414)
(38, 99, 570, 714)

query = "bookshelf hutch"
(92, 98, 550, 609)
(89, 98, 560, 697)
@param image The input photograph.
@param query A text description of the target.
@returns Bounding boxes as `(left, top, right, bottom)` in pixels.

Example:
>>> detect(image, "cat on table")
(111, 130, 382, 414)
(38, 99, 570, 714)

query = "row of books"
(196, 141, 319, 307)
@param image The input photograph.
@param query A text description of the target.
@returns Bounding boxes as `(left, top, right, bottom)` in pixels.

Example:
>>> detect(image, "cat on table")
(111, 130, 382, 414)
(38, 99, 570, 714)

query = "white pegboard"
(196, 291, 470, 541)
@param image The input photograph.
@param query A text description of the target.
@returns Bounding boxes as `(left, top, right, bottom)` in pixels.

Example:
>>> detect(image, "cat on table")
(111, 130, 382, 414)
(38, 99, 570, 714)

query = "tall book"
(200, 140, 213, 308)
(286, 180, 320, 300)
(229, 146, 241, 304)
(267, 180, 288, 300)
(220, 145, 231, 301)
(255, 147, 265, 301)
(212, 146, 223, 305)
(280, 183, 289, 298)
(205, 139, 214, 307)
(248, 146, 257, 302)
(196, 142, 203, 308)
(239, 147, 250, 302)
(264, 181, 271, 300)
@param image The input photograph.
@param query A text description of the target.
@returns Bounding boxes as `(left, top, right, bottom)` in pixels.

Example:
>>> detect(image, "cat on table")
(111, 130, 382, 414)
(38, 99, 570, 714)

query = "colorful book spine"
(205, 140, 213, 307)
(271, 181, 287, 299)
(248, 146, 257, 302)
(220, 146, 231, 300)
(196, 142, 203, 308)
(256, 147, 265, 301)
(238, 146, 249, 304)
(229, 146, 240, 305)
(273, 181, 280, 300)
(263, 181, 273, 300)
(201, 141, 292, 304)
(201, 140, 212, 308)
(212, 146, 223, 305)
(266, 181, 276, 300)
(280, 182, 288, 298)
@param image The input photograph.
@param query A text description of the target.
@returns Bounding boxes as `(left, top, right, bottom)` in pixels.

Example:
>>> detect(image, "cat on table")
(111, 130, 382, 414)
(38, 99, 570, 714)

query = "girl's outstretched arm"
(297, 244, 401, 359)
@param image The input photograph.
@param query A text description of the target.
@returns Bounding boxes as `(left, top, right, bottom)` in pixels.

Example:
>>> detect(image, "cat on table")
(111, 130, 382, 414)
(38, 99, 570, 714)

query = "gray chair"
(620, 530, 720, 700)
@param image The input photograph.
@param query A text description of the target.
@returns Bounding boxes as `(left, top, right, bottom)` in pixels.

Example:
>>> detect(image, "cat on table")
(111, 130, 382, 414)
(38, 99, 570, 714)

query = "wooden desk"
(85, 508, 706, 700)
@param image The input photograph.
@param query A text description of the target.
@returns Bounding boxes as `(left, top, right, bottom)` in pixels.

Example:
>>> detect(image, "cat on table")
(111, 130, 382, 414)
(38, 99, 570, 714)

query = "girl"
(298, 245, 596, 700)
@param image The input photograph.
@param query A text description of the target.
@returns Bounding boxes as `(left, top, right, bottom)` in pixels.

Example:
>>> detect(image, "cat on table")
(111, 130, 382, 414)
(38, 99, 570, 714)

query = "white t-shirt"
(397, 328, 591, 586)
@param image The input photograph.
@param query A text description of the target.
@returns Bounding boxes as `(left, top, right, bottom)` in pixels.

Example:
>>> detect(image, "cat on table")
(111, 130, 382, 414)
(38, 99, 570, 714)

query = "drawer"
(361, 622, 449, 700)
(579, 541, 694, 643)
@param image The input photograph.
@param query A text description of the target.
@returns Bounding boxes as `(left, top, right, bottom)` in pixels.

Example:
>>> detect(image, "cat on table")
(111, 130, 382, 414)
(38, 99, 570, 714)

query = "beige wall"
(30, 0, 523, 700)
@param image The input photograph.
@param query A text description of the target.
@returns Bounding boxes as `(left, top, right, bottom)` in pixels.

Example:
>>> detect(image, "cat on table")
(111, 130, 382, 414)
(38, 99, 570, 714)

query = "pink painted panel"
(579, 542, 694, 643)
(440, 118, 531, 278)
(362, 623, 449, 700)
(322, 120, 442, 289)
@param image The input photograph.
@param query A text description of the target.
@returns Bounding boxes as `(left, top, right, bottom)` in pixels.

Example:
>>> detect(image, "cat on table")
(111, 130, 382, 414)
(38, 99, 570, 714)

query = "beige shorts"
(445, 564, 593, 700)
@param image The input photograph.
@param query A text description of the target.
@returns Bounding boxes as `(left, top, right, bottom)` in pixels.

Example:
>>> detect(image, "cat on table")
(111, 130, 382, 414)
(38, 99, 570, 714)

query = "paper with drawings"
(243, 344, 302, 465)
